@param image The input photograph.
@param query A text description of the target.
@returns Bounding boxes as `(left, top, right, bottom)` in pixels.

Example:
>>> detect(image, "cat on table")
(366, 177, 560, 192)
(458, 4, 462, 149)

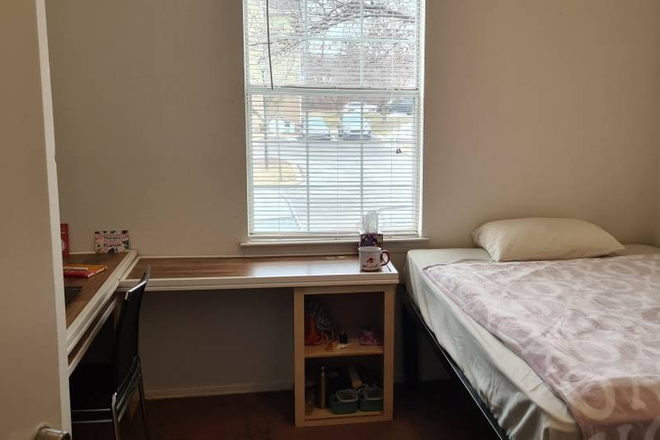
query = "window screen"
(244, 0, 424, 239)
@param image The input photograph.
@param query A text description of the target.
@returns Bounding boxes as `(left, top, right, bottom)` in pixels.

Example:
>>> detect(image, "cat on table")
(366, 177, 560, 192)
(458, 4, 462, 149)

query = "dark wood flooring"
(73, 381, 499, 440)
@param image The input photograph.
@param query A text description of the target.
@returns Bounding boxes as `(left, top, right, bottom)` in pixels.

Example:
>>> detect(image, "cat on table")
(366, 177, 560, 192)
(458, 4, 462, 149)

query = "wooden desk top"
(65, 252, 131, 327)
(120, 255, 399, 291)
(65, 250, 138, 354)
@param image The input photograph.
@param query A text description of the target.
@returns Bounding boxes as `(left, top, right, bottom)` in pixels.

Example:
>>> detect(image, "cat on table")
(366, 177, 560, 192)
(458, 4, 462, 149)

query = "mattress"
(403, 244, 660, 440)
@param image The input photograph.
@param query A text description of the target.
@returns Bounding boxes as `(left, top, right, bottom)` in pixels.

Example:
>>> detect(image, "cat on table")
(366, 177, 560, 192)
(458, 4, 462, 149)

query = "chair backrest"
(113, 267, 150, 391)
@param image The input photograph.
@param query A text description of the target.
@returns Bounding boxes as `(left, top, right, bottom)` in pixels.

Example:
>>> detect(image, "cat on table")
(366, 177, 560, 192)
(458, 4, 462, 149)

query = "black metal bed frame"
(399, 285, 509, 440)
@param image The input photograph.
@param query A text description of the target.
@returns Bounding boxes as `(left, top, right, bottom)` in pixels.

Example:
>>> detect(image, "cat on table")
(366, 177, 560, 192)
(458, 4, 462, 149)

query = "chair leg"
(138, 371, 150, 440)
(111, 393, 121, 440)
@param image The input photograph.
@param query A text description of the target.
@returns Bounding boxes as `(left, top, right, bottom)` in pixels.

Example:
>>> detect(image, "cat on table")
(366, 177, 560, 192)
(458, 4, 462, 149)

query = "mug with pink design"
(359, 246, 390, 272)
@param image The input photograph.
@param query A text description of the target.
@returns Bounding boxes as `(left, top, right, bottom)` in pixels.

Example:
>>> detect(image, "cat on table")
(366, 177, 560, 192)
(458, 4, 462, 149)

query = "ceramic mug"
(359, 246, 390, 272)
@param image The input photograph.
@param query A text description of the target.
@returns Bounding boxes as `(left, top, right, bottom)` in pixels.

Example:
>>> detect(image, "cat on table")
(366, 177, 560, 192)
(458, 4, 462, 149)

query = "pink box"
(359, 232, 383, 248)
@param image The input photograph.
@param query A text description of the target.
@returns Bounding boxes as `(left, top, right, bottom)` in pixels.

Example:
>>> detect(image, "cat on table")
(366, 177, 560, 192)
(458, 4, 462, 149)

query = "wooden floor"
(73, 382, 499, 440)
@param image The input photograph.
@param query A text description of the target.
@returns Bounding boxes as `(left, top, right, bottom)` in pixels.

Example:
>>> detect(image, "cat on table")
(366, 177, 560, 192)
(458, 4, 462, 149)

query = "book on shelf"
(63, 264, 108, 278)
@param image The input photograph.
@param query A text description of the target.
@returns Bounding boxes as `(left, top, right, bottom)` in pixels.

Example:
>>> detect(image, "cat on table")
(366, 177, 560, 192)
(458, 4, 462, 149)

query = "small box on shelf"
(359, 231, 383, 248)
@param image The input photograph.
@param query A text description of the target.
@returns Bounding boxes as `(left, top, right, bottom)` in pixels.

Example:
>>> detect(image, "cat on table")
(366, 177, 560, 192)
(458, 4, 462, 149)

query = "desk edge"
(118, 258, 399, 292)
(66, 250, 138, 353)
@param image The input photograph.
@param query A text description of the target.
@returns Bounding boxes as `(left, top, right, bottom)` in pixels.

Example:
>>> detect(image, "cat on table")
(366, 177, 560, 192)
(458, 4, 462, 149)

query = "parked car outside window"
(300, 116, 332, 140)
(339, 112, 372, 140)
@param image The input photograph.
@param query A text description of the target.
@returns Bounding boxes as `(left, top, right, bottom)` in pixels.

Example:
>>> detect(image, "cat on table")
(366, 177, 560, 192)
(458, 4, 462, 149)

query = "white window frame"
(243, 0, 425, 242)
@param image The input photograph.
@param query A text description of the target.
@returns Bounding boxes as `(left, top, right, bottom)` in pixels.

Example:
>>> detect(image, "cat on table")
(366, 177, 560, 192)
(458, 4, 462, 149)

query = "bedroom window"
(243, 0, 424, 240)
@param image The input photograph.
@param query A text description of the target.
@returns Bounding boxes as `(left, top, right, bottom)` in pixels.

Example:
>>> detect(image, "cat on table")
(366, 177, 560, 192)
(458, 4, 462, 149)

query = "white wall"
(0, 0, 70, 437)
(46, 0, 660, 396)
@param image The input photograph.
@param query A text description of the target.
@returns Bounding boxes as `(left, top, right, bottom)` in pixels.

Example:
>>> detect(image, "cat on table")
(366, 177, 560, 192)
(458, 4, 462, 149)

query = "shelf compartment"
(304, 339, 383, 359)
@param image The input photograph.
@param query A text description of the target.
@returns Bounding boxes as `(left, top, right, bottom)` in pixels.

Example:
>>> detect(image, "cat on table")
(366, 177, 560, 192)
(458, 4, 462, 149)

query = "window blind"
(244, 0, 424, 239)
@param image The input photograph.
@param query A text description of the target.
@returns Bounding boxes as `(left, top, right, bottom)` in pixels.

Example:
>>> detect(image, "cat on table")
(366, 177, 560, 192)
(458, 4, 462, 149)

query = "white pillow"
(471, 218, 624, 262)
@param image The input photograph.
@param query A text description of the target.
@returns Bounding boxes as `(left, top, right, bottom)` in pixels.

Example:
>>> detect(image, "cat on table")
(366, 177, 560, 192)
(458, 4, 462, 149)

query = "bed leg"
(401, 300, 419, 390)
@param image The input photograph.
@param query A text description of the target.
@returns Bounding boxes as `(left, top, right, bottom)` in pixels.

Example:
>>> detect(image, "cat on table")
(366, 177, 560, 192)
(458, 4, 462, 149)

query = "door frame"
(0, 0, 70, 437)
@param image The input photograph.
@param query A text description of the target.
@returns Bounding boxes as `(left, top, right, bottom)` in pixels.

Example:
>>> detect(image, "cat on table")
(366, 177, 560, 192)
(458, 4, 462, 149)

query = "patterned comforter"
(424, 254, 660, 440)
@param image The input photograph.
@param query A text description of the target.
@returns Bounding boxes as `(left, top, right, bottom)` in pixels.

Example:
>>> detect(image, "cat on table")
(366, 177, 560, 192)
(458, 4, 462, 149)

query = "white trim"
(145, 381, 293, 400)
(244, 1, 425, 239)
(241, 237, 428, 247)
(66, 250, 138, 354)
(123, 278, 398, 292)
(244, 138, 420, 145)
(123, 254, 141, 276)
(134, 254, 243, 259)
(145, 375, 408, 401)
(267, 35, 417, 44)
(416, 0, 426, 238)
(241, 237, 429, 257)
(118, 265, 399, 292)
(248, 86, 420, 96)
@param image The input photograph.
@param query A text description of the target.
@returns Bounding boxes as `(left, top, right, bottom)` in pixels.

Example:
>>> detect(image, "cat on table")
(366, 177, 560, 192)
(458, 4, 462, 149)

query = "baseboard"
(145, 381, 293, 400)
(146, 374, 410, 401)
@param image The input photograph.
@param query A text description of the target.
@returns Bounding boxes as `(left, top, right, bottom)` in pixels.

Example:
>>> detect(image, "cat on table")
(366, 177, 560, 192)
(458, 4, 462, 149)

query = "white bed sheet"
(404, 244, 660, 440)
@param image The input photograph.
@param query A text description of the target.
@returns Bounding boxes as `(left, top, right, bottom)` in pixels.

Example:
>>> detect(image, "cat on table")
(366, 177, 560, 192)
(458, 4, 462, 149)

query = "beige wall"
(424, 0, 660, 247)
(657, 167, 660, 246)
(1, 0, 70, 436)
(657, 148, 660, 246)
(48, 0, 247, 256)
(47, 0, 660, 395)
(48, 0, 660, 255)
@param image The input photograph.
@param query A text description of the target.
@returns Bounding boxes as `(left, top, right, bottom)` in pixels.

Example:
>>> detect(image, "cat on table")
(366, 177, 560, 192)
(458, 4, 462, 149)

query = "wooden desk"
(65, 250, 138, 374)
(118, 255, 398, 427)
(119, 255, 397, 291)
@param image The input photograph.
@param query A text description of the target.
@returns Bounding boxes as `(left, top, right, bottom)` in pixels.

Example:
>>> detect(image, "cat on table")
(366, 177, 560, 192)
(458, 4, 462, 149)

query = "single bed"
(402, 244, 660, 440)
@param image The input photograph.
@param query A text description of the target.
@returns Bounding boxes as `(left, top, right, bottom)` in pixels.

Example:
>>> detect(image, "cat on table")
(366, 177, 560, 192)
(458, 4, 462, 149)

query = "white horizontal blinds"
(248, 93, 420, 235)
(244, 0, 423, 238)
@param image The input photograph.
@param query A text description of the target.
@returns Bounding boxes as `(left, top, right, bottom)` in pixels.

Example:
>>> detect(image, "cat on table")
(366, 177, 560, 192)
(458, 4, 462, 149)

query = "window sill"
(240, 237, 429, 257)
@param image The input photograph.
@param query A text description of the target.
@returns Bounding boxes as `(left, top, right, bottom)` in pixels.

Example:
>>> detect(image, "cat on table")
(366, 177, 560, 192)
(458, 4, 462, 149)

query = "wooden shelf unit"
(294, 279, 397, 428)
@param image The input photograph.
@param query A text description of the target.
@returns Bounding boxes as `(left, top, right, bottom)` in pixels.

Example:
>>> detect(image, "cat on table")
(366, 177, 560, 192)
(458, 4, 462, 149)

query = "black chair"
(69, 268, 151, 440)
